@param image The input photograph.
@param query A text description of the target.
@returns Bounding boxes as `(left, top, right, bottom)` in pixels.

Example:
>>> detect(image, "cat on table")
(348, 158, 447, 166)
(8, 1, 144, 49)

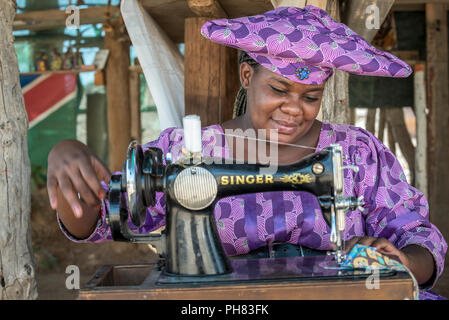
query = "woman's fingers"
(46, 139, 111, 222)
(371, 238, 400, 256)
(344, 236, 404, 261)
(370, 238, 391, 250)
(343, 236, 377, 254)
(91, 155, 111, 185)
(341, 236, 408, 267)
(47, 176, 59, 210)
(78, 157, 107, 200)
(68, 168, 101, 208)
(58, 175, 83, 218)
(370, 238, 409, 265)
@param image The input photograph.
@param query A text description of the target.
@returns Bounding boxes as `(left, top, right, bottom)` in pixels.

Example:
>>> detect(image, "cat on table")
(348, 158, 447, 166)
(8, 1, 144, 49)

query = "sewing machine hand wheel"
(124, 141, 147, 227)
(106, 141, 165, 250)
(123, 141, 163, 227)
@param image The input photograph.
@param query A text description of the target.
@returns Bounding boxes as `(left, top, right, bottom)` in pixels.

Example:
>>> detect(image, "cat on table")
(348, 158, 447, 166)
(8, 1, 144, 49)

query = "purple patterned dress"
(58, 122, 447, 300)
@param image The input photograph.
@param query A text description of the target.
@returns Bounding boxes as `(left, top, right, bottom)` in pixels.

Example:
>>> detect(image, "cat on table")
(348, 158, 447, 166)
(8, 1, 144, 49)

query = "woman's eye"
(270, 86, 286, 94)
(304, 96, 319, 102)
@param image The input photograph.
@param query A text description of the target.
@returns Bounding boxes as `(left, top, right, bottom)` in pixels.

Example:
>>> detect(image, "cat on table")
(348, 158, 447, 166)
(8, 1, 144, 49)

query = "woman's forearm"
(401, 244, 436, 285)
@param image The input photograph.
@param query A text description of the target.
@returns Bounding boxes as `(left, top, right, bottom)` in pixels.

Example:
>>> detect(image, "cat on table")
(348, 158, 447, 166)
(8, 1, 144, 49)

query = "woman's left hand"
(344, 236, 410, 269)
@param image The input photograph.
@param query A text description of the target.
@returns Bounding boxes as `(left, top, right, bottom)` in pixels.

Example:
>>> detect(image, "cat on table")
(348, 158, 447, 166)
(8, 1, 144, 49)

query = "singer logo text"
(220, 174, 274, 185)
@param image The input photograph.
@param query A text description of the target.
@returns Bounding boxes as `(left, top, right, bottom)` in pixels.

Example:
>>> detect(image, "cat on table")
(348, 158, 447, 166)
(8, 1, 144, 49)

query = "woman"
(47, 6, 446, 299)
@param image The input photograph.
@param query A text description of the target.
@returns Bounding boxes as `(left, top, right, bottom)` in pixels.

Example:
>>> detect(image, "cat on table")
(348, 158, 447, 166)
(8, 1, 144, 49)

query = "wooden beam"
(184, 17, 239, 126)
(104, 21, 131, 172)
(138, 0, 448, 44)
(13, 6, 120, 31)
(392, 4, 425, 11)
(129, 67, 142, 143)
(426, 3, 449, 237)
(392, 0, 448, 11)
(187, 0, 228, 17)
(391, 51, 420, 61)
(140, 0, 275, 43)
(343, 0, 395, 43)
(390, 51, 423, 68)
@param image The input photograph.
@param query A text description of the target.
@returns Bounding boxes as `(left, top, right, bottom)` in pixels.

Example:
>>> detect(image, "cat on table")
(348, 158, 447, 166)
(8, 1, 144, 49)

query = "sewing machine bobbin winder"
(78, 116, 414, 300)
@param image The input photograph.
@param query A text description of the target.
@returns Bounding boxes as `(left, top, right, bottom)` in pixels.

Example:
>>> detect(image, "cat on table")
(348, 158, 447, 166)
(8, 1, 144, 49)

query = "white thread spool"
(183, 115, 202, 153)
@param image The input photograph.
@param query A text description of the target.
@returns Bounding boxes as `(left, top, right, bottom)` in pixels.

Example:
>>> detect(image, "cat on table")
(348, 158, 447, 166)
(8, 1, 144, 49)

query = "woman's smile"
(270, 118, 300, 135)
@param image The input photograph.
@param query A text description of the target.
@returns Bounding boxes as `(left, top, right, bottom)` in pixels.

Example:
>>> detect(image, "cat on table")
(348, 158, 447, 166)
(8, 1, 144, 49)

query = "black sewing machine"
(79, 116, 414, 300)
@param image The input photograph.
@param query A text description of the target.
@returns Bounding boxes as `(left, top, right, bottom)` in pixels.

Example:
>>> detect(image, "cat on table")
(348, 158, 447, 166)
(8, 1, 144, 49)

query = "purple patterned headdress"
(201, 6, 412, 85)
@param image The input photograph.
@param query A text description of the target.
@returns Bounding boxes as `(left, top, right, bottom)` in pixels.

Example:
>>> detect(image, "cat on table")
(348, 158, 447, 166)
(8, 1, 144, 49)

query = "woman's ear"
(239, 62, 253, 90)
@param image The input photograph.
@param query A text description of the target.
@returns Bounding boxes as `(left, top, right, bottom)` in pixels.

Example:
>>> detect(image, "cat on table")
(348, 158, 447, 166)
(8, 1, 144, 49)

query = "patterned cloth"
(344, 244, 420, 300)
(201, 6, 412, 85)
(58, 122, 447, 300)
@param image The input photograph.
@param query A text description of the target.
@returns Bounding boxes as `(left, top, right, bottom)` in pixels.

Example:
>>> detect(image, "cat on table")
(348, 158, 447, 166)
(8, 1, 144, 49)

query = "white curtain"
(121, 0, 184, 130)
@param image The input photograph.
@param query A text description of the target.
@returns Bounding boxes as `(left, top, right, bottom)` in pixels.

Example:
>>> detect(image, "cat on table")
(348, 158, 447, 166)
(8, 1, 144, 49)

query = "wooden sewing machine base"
(78, 255, 414, 300)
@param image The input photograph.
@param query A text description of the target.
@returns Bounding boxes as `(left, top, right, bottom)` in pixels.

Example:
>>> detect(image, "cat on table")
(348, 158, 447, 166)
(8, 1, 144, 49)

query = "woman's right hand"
(47, 139, 111, 222)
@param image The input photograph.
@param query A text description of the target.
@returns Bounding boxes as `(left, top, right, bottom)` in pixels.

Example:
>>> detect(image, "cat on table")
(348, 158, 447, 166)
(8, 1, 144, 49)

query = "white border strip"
(21, 73, 52, 95)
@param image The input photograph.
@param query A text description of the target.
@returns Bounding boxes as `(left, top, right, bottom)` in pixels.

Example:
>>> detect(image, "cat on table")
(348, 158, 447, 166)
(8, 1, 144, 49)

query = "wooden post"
(365, 108, 377, 135)
(426, 4, 449, 238)
(104, 21, 131, 172)
(349, 107, 356, 126)
(320, 66, 350, 123)
(378, 108, 386, 142)
(321, 0, 351, 124)
(87, 93, 109, 165)
(184, 1, 239, 126)
(414, 63, 427, 198)
(129, 66, 142, 143)
(387, 122, 396, 155)
(187, 0, 228, 17)
(0, 0, 38, 300)
(387, 108, 415, 186)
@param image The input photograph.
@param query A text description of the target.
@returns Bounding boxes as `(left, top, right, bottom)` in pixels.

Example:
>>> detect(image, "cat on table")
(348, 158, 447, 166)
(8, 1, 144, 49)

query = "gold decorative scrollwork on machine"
(280, 173, 314, 184)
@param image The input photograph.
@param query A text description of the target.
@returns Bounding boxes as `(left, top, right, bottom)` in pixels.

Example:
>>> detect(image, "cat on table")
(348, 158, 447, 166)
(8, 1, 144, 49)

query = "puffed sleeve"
(57, 127, 180, 243)
(351, 127, 447, 289)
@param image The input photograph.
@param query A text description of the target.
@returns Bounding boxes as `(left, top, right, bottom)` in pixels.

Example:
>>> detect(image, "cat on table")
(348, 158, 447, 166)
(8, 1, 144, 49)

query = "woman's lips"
(271, 119, 299, 135)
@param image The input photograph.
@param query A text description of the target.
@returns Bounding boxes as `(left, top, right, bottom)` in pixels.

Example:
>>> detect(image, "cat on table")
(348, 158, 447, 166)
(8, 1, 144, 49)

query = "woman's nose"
(279, 99, 303, 117)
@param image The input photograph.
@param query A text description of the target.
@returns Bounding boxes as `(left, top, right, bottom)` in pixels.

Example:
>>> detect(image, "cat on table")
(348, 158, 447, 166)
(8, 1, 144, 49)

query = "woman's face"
(241, 62, 325, 145)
